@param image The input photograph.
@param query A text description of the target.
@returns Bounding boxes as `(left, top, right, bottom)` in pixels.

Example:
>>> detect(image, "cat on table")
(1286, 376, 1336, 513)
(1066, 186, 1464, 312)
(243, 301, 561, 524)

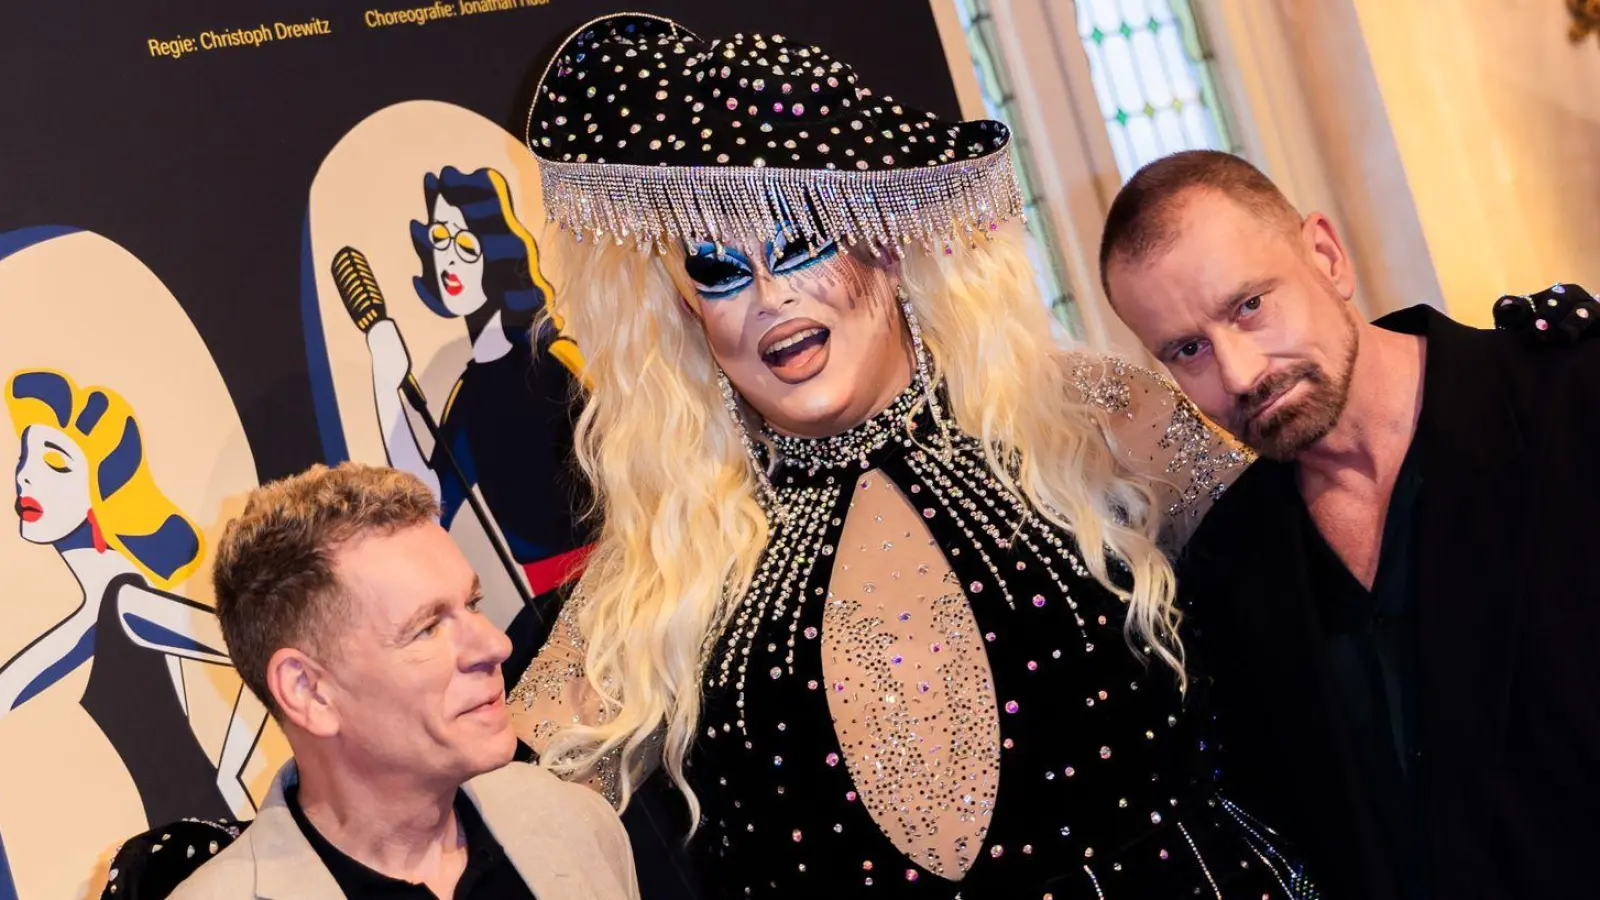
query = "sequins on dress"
(508, 595, 623, 804)
(514, 359, 1315, 899)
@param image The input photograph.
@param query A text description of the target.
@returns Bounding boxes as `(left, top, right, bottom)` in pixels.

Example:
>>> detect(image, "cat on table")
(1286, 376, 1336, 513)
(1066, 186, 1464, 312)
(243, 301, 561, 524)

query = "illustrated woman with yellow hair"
(0, 370, 264, 831)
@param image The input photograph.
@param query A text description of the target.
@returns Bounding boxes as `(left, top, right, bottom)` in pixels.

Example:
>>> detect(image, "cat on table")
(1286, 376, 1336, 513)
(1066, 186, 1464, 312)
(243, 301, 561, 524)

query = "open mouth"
(759, 321, 831, 384)
(15, 496, 41, 523)
(442, 270, 464, 297)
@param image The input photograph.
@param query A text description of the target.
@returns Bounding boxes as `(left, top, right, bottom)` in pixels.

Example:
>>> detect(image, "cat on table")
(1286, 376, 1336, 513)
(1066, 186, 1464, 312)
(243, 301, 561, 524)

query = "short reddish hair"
(212, 462, 439, 718)
(1099, 150, 1300, 299)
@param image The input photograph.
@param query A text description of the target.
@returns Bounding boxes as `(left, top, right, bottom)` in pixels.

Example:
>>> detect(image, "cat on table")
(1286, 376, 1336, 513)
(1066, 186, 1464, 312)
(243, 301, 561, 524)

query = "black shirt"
(284, 784, 535, 900)
(1301, 439, 1428, 899)
(1178, 301, 1600, 900)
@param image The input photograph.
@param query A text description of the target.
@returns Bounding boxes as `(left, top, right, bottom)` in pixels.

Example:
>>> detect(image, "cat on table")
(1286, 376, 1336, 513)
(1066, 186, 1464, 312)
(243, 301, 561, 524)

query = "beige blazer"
(170, 760, 639, 900)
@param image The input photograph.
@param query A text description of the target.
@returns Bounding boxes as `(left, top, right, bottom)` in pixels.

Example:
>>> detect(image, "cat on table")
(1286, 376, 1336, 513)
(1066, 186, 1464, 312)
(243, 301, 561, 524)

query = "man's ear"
(267, 647, 339, 738)
(1301, 212, 1356, 302)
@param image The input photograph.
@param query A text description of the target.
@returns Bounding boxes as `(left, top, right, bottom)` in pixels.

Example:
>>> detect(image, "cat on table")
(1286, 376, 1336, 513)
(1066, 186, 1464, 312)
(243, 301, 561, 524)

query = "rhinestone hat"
(524, 12, 1025, 255)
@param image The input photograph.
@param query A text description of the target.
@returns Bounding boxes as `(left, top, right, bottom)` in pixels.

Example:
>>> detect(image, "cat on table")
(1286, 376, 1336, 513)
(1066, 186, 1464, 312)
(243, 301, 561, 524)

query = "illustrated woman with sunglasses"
(362, 166, 592, 602)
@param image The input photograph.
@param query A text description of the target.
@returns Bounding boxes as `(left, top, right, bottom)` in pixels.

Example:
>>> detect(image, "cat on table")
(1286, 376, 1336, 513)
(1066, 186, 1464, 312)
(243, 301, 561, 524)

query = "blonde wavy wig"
(538, 225, 1181, 825)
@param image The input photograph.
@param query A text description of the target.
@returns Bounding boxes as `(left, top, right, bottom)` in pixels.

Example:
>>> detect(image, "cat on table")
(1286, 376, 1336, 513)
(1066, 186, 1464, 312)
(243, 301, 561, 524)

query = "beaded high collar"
(764, 383, 931, 474)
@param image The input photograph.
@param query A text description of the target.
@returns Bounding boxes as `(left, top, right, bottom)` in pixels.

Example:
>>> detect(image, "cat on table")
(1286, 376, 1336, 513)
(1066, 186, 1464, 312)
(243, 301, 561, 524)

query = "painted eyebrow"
(42, 440, 73, 458)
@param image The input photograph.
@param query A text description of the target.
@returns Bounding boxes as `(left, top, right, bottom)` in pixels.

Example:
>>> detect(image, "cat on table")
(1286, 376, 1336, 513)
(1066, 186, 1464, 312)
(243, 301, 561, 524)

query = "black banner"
(0, 3, 957, 897)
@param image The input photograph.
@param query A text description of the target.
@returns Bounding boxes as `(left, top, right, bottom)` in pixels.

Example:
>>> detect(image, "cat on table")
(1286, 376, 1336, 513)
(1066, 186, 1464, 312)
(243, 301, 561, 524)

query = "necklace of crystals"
(764, 385, 923, 473)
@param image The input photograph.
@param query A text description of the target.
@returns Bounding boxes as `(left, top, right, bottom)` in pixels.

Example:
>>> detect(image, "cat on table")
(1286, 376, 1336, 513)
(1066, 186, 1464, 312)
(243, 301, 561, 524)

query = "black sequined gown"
(687, 376, 1316, 899)
(512, 363, 1318, 899)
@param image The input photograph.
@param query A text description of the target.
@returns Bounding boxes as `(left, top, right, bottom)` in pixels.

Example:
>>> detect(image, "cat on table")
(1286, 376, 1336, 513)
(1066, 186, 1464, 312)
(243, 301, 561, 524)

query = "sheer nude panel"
(821, 470, 1000, 881)
(508, 596, 624, 804)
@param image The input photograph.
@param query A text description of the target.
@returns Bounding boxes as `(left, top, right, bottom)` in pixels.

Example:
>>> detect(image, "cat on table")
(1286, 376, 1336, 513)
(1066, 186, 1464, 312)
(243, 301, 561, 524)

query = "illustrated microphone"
(331, 246, 426, 409)
(327, 245, 539, 616)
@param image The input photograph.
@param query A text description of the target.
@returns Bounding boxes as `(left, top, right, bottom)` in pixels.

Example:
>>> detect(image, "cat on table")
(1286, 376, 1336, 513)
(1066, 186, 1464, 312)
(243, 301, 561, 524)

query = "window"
(1076, 0, 1237, 179)
(953, 0, 1082, 333)
(948, 0, 1243, 338)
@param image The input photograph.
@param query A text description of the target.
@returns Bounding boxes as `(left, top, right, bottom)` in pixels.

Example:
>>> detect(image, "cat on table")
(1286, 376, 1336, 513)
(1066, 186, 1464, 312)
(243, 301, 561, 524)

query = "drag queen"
(510, 14, 1316, 898)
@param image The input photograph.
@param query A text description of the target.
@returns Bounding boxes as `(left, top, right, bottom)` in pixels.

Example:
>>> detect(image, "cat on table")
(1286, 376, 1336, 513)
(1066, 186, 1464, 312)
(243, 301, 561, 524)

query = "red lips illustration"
(16, 495, 42, 523)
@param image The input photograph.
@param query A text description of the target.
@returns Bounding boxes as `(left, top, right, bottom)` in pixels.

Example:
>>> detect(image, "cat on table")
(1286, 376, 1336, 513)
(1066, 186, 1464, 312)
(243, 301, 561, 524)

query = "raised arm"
(507, 593, 627, 806)
(114, 580, 232, 665)
(1070, 355, 1254, 551)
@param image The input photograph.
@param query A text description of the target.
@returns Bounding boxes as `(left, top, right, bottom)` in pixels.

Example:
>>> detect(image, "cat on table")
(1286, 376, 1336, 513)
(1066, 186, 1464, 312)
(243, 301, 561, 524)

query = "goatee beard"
(1236, 323, 1358, 461)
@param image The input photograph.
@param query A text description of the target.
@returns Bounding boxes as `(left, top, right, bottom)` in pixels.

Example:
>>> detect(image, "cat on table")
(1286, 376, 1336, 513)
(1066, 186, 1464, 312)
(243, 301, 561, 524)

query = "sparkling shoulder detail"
(508, 592, 623, 807)
(1161, 390, 1253, 517)
(1071, 357, 1135, 416)
(1072, 356, 1253, 518)
(509, 596, 589, 707)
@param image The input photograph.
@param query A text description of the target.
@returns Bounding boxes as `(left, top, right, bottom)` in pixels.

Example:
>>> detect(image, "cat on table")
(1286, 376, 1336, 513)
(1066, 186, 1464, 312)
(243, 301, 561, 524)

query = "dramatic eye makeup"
(767, 224, 837, 276)
(42, 450, 71, 473)
(683, 223, 838, 299)
(684, 242, 755, 298)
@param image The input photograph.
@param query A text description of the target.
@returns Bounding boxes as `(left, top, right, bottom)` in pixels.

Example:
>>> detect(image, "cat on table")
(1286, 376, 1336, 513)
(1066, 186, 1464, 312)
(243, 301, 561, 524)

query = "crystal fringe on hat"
(535, 152, 1024, 256)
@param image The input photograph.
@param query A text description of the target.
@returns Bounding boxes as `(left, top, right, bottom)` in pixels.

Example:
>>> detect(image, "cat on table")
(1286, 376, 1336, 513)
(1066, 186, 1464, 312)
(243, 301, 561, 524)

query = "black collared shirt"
(1301, 438, 1428, 900)
(285, 783, 536, 900)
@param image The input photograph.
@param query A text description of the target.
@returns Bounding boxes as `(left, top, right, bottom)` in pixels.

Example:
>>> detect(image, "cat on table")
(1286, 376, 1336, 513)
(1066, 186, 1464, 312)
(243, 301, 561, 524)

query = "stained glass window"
(1077, 0, 1237, 179)
(954, 0, 1081, 333)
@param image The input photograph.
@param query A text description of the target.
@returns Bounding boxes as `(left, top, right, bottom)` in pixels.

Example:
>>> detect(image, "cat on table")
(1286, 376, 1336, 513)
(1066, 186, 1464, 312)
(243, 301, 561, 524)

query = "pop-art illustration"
(359, 165, 587, 593)
(304, 101, 592, 639)
(0, 228, 281, 900)
(2, 370, 267, 819)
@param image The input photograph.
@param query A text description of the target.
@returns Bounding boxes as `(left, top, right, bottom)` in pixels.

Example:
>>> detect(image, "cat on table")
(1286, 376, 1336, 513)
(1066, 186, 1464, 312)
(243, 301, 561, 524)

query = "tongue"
(765, 330, 829, 379)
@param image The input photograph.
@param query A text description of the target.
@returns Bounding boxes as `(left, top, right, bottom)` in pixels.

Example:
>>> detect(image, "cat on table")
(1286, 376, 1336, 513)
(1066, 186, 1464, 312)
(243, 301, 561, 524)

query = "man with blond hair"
(171, 462, 638, 900)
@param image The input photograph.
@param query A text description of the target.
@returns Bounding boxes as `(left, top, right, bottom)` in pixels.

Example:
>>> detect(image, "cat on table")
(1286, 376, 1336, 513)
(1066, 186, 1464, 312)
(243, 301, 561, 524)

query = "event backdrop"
(0, 3, 959, 897)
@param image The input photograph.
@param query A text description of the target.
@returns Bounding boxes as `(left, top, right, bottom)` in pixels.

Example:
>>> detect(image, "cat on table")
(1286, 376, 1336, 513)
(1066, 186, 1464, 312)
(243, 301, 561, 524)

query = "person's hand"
(366, 318, 413, 393)
(1493, 283, 1600, 344)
